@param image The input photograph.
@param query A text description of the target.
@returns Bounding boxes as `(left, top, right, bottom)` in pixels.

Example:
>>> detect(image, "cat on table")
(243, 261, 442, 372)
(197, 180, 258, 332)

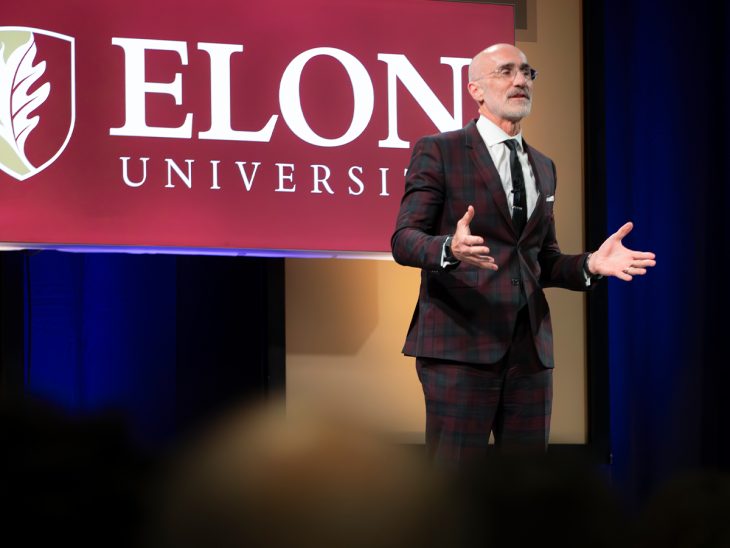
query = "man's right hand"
(451, 206, 498, 270)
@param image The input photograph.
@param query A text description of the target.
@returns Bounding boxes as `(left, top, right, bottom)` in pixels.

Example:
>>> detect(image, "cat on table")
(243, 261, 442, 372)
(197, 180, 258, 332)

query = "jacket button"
(511, 278, 520, 286)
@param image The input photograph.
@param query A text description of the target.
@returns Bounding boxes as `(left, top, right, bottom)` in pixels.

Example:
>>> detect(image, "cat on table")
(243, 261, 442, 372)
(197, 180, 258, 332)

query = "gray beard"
(505, 102, 531, 121)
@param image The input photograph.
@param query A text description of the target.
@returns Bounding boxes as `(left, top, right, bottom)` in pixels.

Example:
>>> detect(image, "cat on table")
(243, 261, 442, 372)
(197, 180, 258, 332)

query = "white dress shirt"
(441, 117, 593, 284)
(440, 117, 540, 267)
(475, 115, 539, 219)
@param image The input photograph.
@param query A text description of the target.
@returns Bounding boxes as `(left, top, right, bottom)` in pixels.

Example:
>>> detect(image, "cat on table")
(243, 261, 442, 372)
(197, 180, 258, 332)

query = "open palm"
(589, 222, 656, 281)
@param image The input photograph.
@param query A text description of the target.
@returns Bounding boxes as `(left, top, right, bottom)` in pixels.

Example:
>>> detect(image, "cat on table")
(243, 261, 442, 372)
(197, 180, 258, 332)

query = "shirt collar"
(475, 115, 523, 150)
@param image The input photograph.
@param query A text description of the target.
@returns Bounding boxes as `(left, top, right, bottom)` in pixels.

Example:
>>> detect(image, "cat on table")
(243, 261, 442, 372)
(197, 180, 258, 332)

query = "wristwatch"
(583, 253, 597, 278)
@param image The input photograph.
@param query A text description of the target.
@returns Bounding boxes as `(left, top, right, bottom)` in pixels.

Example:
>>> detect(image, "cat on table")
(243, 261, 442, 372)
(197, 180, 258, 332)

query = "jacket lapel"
(465, 121, 514, 230)
(523, 138, 548, 238)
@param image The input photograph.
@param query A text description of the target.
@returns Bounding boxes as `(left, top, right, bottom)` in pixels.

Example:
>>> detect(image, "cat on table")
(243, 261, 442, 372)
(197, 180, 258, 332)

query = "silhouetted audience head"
(632, 470, 730, 548)
(0, 396, 151, 548)
(147, 401, 455, 548)
(15, 394, 702, 548)
(455, 451, 629, 548)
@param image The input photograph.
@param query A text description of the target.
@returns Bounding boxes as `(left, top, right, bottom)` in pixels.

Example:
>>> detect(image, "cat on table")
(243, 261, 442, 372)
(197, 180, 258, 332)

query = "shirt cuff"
(583, 253, 603, 286)
(440, 236, 459, 268)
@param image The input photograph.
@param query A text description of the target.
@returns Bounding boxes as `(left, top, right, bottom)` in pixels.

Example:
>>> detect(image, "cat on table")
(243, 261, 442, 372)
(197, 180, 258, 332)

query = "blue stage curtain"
(9, 251, 282, 451)
(601, 0, 730, 505)
(24, 252, 178, 448)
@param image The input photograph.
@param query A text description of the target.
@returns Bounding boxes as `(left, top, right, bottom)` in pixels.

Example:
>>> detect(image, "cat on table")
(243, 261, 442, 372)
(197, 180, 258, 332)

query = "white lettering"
(235, 161, 262, 191)
(348, 166, 364, 196)
(210, 160, 220, 190)
(279, 47, 374, 147)
(165, 158, 195, 188)
(311, 164, 334, 194)
(275, 163, 296, 192)
(197, 42, 278, 142)
(379, 167, 390, 196)
(120, 156, 149, 187)
(377, 54, 470, 148)
(110, 38, 192, 138)
(118, 157, 408, 196)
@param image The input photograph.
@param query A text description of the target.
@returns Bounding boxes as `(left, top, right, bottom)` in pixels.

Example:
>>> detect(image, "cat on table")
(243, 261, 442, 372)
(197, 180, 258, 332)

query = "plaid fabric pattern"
(391, 120, 590, 368)
(416, 309, 552, 464)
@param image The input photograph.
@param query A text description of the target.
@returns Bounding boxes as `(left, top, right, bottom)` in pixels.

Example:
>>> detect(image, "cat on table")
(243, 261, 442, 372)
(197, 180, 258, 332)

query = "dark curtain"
(587, 0, 730, 506)
(0, 251, 284, 451)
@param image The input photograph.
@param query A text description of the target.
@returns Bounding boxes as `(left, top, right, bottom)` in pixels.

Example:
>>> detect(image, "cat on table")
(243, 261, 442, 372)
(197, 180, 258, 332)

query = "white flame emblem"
(0, 27, 75, 181)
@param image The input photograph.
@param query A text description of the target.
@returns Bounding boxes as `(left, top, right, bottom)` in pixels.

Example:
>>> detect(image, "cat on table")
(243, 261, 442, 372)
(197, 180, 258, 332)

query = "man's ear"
(467, 82, 483, 104)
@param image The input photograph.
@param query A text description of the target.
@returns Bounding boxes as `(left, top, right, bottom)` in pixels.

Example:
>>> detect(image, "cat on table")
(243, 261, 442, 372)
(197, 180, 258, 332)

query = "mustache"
(507, 88, 531, 100)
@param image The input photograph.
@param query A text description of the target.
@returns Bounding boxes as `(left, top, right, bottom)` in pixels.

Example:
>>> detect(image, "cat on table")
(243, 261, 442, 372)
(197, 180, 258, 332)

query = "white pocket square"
(546, 195, 555, 202)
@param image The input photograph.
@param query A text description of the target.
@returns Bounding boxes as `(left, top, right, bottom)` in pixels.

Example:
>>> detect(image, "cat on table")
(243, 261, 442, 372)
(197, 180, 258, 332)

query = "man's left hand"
(587, 222, 656, 281)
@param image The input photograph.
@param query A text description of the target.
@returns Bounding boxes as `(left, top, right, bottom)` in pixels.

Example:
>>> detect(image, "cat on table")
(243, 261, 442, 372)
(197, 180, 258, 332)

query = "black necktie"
(504, 139, 527, 235)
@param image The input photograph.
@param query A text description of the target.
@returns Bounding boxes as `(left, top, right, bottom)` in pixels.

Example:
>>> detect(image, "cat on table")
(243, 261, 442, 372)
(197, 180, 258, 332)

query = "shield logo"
(0, 27, 75, 182)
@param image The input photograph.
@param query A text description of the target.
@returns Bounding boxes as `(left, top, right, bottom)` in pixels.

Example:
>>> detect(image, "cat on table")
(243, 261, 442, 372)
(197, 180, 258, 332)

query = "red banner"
(0, 0, 512, 256)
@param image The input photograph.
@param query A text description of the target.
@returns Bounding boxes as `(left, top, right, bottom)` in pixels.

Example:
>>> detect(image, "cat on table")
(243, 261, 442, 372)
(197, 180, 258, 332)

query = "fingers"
(613, 221, 634, 240)
(453, 241, 498, 270)
(631, 258, 656, 268)
(453, 206, 497, 269)
(629, 252, 656, 264)
(462, 235, 485, 246)
(609, 221, 657, 282)
(457, 205, 475, 230)
(464, 255, 498, 270)
(617, 261, 654, 281)
(467, 247, 496, 263)
(620, 256, 657, 280)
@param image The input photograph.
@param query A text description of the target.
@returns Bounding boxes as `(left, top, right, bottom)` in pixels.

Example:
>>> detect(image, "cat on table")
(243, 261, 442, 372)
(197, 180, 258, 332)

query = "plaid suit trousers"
(416, 306, 552, 465)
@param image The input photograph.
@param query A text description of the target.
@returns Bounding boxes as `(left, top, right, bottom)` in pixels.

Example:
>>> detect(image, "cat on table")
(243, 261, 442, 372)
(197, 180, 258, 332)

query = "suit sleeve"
(391, 136, 451, 271)
(537, 159, 592, 290)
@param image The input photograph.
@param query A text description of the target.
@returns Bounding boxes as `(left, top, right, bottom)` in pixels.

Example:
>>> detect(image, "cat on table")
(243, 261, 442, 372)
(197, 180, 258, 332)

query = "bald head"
(468, 43, 528, 83)
(466, 43, 534, 133)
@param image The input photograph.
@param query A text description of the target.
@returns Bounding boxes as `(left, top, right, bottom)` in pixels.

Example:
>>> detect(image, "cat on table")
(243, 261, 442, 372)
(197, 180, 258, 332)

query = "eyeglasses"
(487, 64, 538, 82)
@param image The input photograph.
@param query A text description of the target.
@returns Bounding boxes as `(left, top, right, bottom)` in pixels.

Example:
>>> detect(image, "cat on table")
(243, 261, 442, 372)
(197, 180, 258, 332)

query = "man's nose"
(513, 70, 529, 86)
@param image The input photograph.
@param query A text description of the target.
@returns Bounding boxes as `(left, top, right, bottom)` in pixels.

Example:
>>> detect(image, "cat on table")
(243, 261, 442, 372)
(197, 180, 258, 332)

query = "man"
(391, 43, 655, 463)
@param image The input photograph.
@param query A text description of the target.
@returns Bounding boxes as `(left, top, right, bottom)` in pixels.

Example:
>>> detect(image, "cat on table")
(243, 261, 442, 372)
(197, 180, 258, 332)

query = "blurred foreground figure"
(148, 402, 455, 548)
(632, 470, 730, 548)
(0, 397, 149, 548)
(455, 452, 629, 548)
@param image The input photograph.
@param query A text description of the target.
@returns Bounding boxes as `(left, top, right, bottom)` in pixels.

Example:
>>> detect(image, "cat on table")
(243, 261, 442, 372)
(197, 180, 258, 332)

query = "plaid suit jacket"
(391, 120, 590, 368)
